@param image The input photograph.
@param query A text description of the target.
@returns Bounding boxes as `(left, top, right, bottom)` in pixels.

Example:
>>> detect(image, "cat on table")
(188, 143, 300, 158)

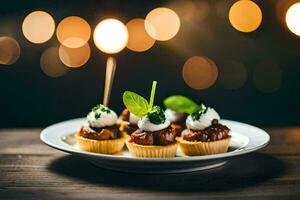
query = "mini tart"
(125, 139, 178, 158)
(176, 136, 231, 156)
(76, 131, 126, 154)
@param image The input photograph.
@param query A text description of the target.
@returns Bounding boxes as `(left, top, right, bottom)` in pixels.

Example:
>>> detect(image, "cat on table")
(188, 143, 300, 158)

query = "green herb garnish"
(191, 105, 207, 120)
(123, 81, 165, 124)
(147, 105, 166, 124)
(90, 104, 111, 119)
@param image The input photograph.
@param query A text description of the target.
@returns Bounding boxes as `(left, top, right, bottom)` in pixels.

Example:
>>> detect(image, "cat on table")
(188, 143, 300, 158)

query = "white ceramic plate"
(40, 118, 269, 174)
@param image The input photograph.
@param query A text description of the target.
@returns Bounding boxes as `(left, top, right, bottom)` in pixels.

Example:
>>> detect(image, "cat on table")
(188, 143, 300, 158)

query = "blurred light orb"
(40, 47, 68, 78)
(93, 19, 128, 54)
(0, 37, 20, 65)
(229, 0, 262, 32)
(145, 7, 180, 41)
(126, 18, 155, 52)
(286, 2, 300, 36)
(22, 11, 55, 44)
(218, 61, 247, 89)
(59, 43, 90, 68)
(253, 60, 282, 93)
(56, 16, 91, 48)
(182, 56, 218, 90)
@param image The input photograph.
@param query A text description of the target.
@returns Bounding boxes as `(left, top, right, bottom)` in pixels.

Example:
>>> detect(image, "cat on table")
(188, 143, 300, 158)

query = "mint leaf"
(163, 95, 201, 115)
(123, 91, 150, 117)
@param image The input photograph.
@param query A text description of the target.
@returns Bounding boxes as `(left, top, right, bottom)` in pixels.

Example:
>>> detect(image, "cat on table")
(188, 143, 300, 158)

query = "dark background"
(0, 0, 299, 128)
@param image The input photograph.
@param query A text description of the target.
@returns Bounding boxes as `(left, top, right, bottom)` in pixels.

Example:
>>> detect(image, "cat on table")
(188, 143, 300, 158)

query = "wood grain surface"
(0, 128, 300, 200)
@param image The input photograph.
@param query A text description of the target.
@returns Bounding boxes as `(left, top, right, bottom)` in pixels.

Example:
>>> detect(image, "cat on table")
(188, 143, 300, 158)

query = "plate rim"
(40, 118, 270, 162)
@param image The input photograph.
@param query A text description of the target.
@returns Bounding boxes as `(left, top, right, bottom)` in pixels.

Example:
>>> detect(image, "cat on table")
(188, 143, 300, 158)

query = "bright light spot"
(286, 2, 300, 36)
(126, 18, 155, 52)
(56, 16, 91, 48)
(93, 18, 128, 54)
(253, 60, 282, 93)
(145, 7, 180, 41)
(40, 47, 68, 78)
(0, 36, 20, 65)
(59, 43, 90, 68)
(218, 61, 247, 89)
(22, 11, 55, 44)
(182, 56, 218, 90)
(229, 0, 262, 32)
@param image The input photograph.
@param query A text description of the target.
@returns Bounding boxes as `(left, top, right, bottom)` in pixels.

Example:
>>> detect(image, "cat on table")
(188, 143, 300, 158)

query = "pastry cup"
(177, 136, 231, 156)
(76, 132, 126, 154)
(125, 139, 178, 158)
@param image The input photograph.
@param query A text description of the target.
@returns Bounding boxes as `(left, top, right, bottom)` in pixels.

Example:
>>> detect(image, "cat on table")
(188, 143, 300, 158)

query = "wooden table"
(0, 128, 299, 200)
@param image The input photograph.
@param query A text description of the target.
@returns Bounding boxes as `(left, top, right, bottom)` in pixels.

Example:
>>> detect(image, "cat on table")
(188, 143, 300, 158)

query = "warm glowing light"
(126, 18, 155, 52)
(229, 0, 262, 32)
(93, 19, 128, 54)
(22, 11, 55, 44)
(56, 16, 91, 48)
(59, 43, 90, 68)
(145, 7, 180, 41)
(182, 56, 218, 90)
(286, 2, 300, 36)
(40, 47, 68, 77)
(253, 60, 282, 93)
(218, 61, 247, 89)
(0, 37, 20, 65)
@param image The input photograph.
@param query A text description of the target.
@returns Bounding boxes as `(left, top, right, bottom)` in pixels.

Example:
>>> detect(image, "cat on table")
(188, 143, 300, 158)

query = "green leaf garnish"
(163, 95, 201, 115)
(191, 105, 207, 121)
(147, 105, 166, 124)
(123, 91, 150, 117)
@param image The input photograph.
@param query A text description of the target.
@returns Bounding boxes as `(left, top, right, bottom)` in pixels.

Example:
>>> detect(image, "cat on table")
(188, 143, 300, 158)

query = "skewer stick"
(103, 56, 116, 106)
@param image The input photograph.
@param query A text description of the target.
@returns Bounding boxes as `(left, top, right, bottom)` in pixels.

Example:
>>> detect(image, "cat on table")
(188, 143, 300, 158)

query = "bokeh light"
(253, 60, 282, 93)
(93, 18, 128, 54)
(22, 11, 55, 44)
(126, 18, 155, 52)
(286, 2, 300, 36)
(40, 47, 68, 77)
(182, 56, 218, 90)
(145, 7, 180, 41)
(218, 61, 247, 89)
(58, 43, 90, 68)
(0, 37, 20, 65)
(229, 0, 262, 32)
(56, 16, 91, 48)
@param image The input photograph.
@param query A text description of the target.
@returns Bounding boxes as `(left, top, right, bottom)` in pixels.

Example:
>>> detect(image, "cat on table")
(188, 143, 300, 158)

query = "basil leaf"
(163, 95, 200, 115)
(123, 91, 150, 117)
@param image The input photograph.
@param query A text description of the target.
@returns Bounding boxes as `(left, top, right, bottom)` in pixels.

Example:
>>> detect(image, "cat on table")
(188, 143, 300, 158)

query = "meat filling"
(120, 108, 130, 122)
(183, 119, 230, 142)
(78, 125, 121, 140)
(171, 122, 186, 137)
(130, 126, 176, 146)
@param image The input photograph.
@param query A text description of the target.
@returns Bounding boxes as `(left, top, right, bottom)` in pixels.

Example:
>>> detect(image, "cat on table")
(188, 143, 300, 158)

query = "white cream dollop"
(165, 109, 186, 123)
(87, 107, 118, 128)
(186, 107, 220, 130)
(138, 116, 170, 132)
(129, 112, 140, 124)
